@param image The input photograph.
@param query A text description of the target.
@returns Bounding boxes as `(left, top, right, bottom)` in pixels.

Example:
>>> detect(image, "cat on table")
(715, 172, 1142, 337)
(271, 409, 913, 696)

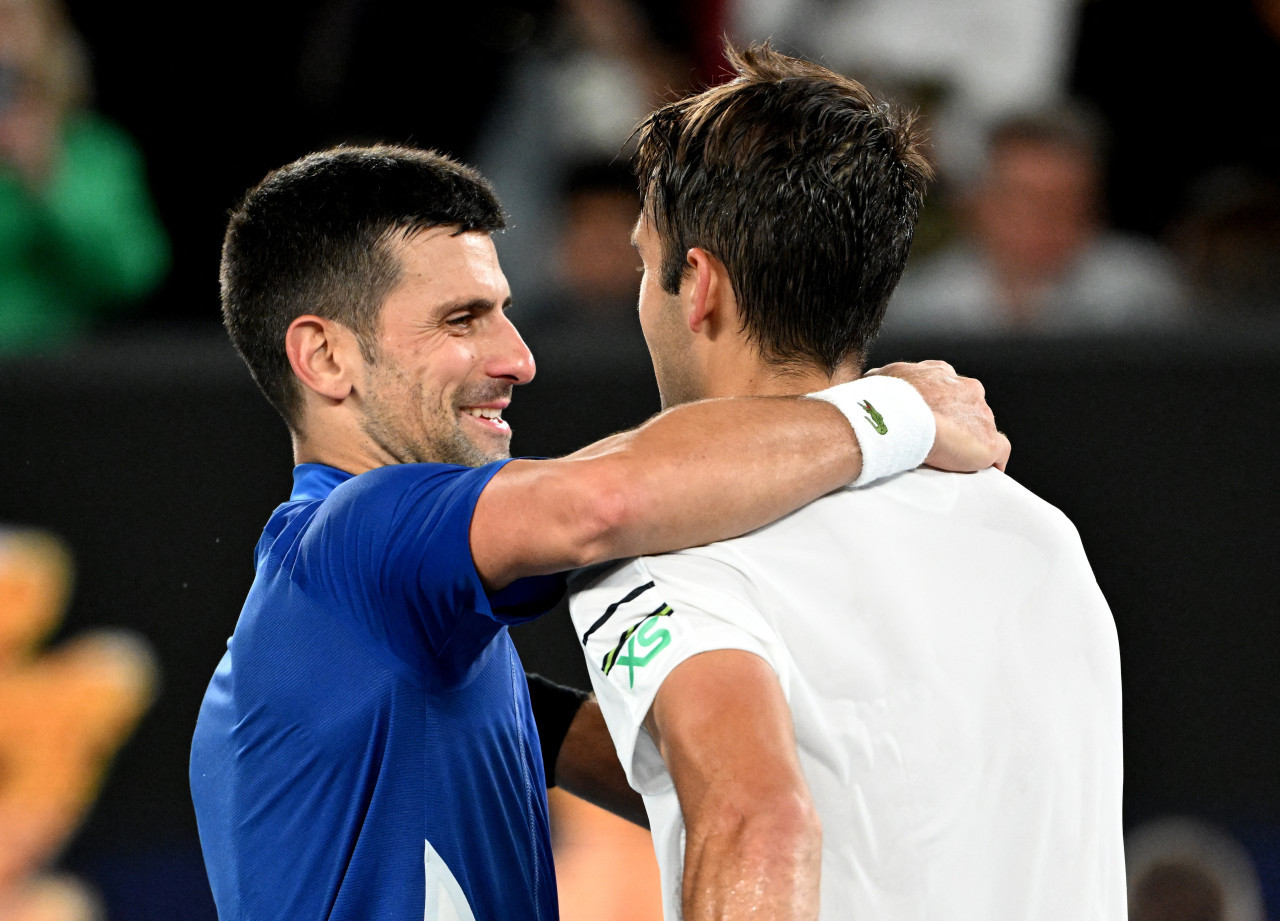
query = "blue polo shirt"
(190, 462, 565, 920)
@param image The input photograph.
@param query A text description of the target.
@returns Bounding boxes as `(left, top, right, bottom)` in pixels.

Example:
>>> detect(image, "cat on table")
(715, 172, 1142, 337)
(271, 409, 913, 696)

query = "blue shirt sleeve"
(293, 461, 565, 681)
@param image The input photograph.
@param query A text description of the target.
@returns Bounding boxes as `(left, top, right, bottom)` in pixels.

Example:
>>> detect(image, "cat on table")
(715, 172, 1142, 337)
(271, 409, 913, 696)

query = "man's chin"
(450, 434, 512, 468)
(473, 446, 512, 467)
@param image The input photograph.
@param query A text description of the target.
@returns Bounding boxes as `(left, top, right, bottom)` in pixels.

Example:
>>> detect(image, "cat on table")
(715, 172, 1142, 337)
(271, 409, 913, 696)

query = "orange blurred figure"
(0, 529, 157, 920)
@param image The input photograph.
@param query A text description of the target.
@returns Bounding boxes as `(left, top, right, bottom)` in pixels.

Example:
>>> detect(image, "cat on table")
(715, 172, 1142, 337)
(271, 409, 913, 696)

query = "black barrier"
(1, 324, 1277, 917)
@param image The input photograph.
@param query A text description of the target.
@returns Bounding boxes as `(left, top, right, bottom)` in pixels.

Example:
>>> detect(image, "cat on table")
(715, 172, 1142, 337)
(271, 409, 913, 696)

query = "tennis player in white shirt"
(569, 43, 1125, 921)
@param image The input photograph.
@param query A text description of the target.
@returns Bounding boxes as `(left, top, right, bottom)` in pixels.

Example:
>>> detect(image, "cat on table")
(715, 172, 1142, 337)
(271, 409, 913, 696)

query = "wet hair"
(633, 42, 932, 372)
(220, 145, 504, 429)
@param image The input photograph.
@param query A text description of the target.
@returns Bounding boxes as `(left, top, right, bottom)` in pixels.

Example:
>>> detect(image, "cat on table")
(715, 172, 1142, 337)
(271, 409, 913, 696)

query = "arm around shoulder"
(470, 395, 862, 588)
(470, 363, 1008, 589)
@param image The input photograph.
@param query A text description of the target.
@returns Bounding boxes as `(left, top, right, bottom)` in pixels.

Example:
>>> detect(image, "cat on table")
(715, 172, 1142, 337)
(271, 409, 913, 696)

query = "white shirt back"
(568, 467, 1125, 920)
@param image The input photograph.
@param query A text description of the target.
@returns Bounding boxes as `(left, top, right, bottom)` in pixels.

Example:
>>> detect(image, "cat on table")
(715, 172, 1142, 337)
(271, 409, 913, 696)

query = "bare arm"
(473, 361, 1008, 588)
(647, 650, 821, 921)
(554, 697, 649, 829)
(474, 394, 857, 587)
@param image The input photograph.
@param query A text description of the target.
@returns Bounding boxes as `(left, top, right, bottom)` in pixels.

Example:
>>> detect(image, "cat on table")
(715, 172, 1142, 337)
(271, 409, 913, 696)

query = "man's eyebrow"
(438, 296, 510, 314)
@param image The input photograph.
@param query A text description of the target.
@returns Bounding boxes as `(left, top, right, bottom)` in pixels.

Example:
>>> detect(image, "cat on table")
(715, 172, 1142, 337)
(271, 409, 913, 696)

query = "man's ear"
(284, 316, 359, 402)
(683, 247, 732, 335)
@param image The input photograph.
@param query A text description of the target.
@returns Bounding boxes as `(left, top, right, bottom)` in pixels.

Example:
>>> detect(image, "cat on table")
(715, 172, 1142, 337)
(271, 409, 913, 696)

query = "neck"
(700, 357, 862, 400)
(290, 413, 386, 476)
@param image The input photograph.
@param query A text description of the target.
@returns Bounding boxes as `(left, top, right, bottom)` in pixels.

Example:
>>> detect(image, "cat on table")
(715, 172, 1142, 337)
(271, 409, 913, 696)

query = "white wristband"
(809, 376, 936, 487)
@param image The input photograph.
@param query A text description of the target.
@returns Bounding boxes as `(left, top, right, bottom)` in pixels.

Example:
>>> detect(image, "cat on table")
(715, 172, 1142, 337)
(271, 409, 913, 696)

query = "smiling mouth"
(462, 407, 510, 431)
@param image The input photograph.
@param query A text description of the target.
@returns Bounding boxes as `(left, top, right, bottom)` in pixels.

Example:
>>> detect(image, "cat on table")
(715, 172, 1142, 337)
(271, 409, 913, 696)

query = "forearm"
(682, 794, 822, 921)
(474, 395, 859, 585)
(554, 697, 649, 828)
(567, 395, 860, 561)
(525, 674, 648, 827)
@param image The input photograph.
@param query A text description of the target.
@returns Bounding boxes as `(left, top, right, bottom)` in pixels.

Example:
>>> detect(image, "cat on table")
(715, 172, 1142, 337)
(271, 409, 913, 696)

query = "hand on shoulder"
(867, 360, 1011, 473)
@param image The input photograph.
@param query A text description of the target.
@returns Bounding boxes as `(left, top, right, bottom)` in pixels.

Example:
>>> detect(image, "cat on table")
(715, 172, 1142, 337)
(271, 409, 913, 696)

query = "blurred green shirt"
(0, 113, 170, 353)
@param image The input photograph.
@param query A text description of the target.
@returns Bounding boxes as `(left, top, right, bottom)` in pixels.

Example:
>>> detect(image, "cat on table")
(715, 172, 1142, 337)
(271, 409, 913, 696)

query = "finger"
(993, 433, 1011, 472)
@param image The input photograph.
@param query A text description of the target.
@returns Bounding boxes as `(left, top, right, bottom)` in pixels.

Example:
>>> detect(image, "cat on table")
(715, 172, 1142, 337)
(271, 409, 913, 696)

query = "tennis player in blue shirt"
(189, 145, 1007, 920)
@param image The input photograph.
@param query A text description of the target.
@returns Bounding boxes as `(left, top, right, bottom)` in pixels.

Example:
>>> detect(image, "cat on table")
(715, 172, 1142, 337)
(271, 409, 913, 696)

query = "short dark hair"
(220, 145, 505, 429)
(634, 43, 932, 372)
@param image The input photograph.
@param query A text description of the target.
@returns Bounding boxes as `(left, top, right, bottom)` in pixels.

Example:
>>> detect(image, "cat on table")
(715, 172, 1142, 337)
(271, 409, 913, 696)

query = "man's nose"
(487, 313, 536, 385)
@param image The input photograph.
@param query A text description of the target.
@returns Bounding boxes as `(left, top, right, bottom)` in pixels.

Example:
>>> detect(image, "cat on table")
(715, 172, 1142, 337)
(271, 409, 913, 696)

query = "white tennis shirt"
(568, 467, 1125, 920)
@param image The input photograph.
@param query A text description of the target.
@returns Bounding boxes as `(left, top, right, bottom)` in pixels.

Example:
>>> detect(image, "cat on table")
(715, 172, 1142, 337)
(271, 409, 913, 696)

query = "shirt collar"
(290, 463, 355, 501)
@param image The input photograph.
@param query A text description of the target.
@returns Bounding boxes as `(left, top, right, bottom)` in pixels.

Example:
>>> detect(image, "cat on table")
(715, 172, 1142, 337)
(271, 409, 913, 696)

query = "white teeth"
(464, 407, 503, 421)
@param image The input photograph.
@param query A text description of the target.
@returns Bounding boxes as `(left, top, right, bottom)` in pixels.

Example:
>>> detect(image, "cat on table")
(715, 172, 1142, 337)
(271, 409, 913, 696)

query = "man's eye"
(447, 314, 473, 327)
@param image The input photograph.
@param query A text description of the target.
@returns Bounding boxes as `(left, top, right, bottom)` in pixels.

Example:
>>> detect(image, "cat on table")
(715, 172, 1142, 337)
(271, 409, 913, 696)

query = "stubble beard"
(360, 372, 511, 469)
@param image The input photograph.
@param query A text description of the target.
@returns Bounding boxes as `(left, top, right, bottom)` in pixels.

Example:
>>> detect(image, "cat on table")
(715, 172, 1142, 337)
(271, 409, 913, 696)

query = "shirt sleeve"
(298, 462, 564, 679)
(567, 550, 786, 795)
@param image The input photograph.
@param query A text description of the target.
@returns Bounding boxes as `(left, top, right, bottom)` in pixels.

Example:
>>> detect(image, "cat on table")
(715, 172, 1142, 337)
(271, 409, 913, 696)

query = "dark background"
(55, 0, 1280, 342)
(2, 327, 1278, 917)
(58, 0, 711, 342)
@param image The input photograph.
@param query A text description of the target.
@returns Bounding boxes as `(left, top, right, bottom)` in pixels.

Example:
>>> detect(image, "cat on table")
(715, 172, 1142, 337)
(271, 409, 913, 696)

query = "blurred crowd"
(0, 0, 168, 356)
(0, 0, 1273, 357)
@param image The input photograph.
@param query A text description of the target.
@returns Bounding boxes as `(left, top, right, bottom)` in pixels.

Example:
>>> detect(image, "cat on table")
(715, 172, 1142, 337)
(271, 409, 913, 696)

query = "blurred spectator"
(293, 0, 557, 157)
(516, 159, 650, 366)
(728, 0, 1087, 178)
(0, 874, 103, 921)
(886, 105, 1188, 336)
(0, 528, 157, 921)
(1126, 816, 1266, 921)
(0, 0, 168, 355)
(1071, 0, 1280, 240)
(1170, 167, 1280, 323)
(474, 0, 693, 309)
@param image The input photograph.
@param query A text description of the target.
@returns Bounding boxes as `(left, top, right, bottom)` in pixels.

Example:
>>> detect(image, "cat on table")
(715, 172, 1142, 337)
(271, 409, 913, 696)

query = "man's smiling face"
(354, 226, 535, 467)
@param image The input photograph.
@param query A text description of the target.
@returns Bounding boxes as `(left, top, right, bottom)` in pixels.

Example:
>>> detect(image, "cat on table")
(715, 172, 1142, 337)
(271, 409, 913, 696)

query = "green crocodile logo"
(859, 399, 888, 435)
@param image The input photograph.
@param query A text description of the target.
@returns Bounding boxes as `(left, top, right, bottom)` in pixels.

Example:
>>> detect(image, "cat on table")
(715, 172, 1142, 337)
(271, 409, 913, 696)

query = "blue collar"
(290, 463, 355, 502)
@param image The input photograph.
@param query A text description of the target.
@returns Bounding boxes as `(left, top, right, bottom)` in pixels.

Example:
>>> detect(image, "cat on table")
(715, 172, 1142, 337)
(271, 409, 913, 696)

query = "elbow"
(757, 791, 823, 878)
(569, 465, 642, 568)
(702, 787, 823, 870)
(682, 786, 823, 915)
(756, 790, 823, 858)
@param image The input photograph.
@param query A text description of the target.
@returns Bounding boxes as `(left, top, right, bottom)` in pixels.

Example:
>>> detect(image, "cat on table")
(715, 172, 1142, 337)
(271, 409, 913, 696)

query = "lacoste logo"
(602, 605, 673, 688)
(859, 399, 888, 435)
